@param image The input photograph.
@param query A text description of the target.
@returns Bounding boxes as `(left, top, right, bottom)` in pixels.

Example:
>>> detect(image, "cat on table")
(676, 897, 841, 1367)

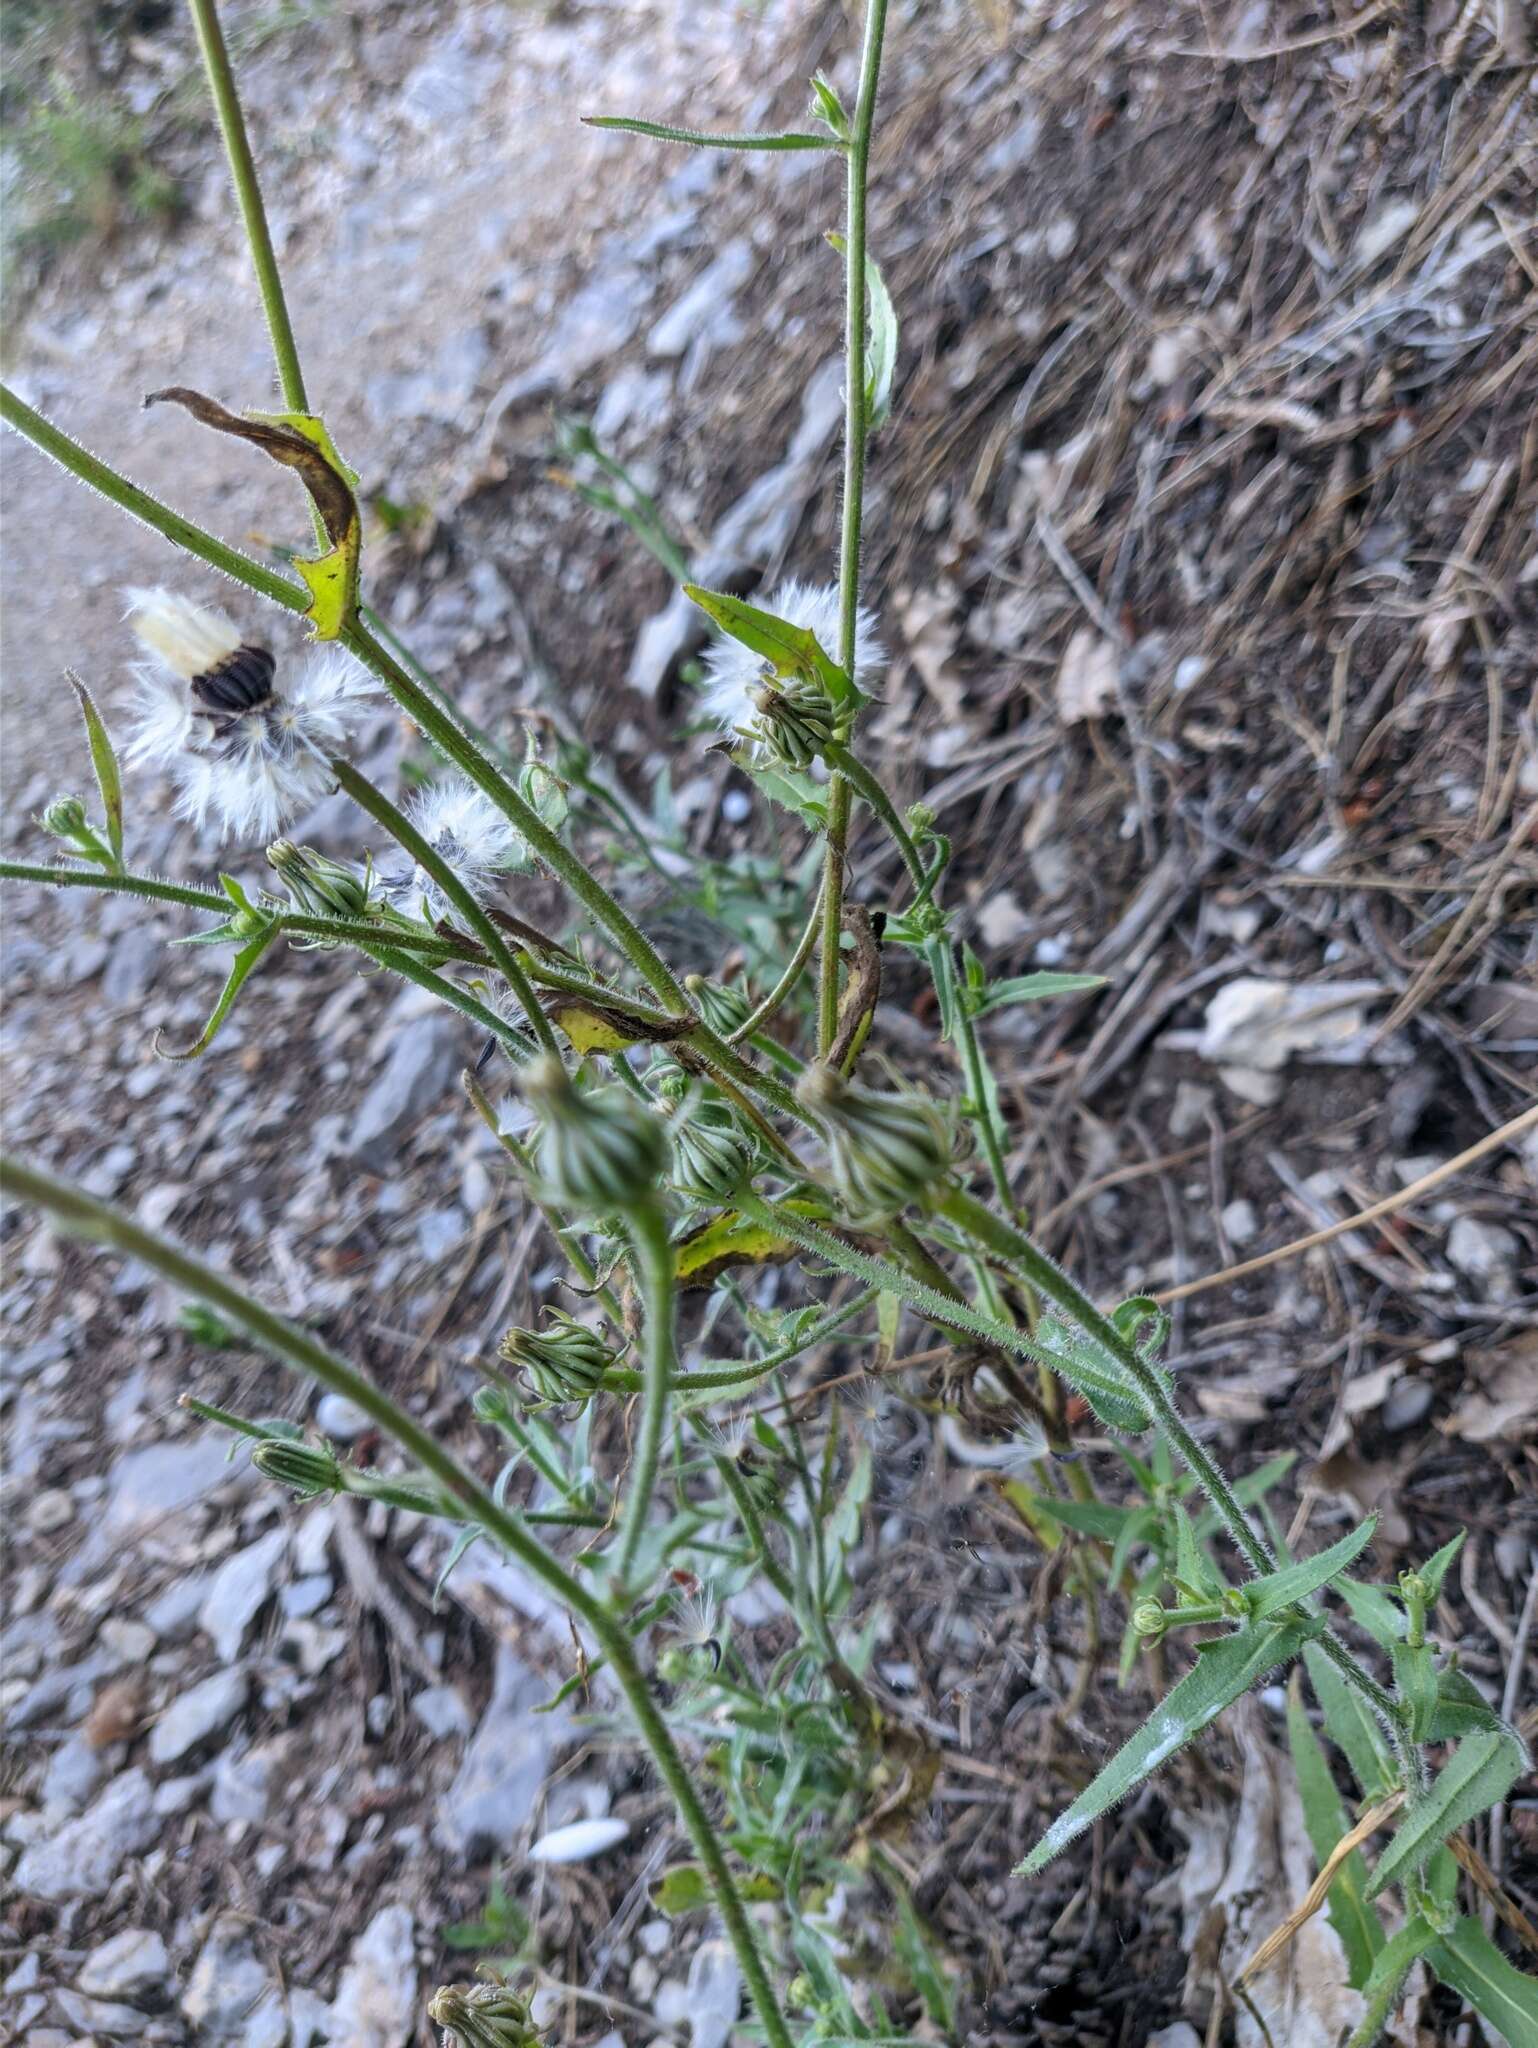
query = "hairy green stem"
(331, 759, 559, 1057)
(819, 0, 892, 1053)
(711, 1449, 797, 1608)
(822, 742, 924, 891)
(187, 0, 310, 416)
(0, 1154, 792, 2048)
(0, 859, 229, 914)
(614, 1202, 679, 1594)
(356, 941, 535, 1061)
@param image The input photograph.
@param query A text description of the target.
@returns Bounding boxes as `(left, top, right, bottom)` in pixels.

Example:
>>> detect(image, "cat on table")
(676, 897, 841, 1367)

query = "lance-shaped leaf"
(1425, 1665, 1507, 1743)
(673, 1199, 829, 1290)
(155, 917, 281, 1062)
(684, 583, 853, 703)
(827, 232, 900, 431)
(1337, 1574, 1407, 1646)
(1429, 1917, 1538, 2048)
(67, 672, 123, 867)
(1367, 1731, 1528, 1899)
(809, 72, 850, 140)
(144, 388, 360, 637)
(583, 115, 840, 151)
(1392, 1639, 1439, 1741)
(973, 970, 1107, 1013)
(1345, 1917, 1439, 2048)
(1031, 1314, 1155, 1434)
(1246, 1515, 1379, 1622)
(1303, 1643, 1399, 1802)
(1018, 1619, 1306, 1874)
(1286, 1671, 1385, 1988)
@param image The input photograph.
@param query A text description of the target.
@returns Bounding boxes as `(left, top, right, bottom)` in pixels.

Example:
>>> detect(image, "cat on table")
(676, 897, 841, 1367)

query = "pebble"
(210, 1743, 274, 1825)
(28, 1487, 75, 1534)
(182, 1915, 287, 2048)
(41, 1732, 104, 1815)
(330, 1904, 417, 2048)
(281, 1575, 334, 1619)
(148, 1666, 249, 1765)
(55, 1988, 156, 2036)
(347, 1013, 467, 1171)
(684, 1938, 742, 2048)
(14, 1766, 158, 1900)
(434, 1645, 566, 1860)
(410, 1683, 472, 1740)
(1382, 1375, 1434, 1432)
(1445, 1216, 1518, 1299)
(100, 1617, 157, 1664)
(199, 1528, 288, 1663)
(78, 1928, 172, 2005)
(1220, 1198, 1259, 1246)
(316, 1393, 370, 1442)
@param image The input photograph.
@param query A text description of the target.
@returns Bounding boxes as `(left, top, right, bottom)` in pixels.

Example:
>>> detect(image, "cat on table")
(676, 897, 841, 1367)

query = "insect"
(190, 644, 278, 736)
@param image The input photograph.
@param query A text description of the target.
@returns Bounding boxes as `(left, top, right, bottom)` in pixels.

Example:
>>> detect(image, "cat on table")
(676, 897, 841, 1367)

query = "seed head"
(795, 1063, 953, 1223)
(385, 776, 530, 925)
(667, 1104, 754, 1206)
(520, 1054, 667, 1212)
(430, 1971, 540, 2048)
(747, 672, 837, 770)
(700, 579, 883, 739)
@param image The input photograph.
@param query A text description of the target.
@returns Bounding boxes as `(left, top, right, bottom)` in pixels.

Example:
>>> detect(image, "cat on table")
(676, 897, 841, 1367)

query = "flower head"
(796, 1062, 954, 1223)
(122, 587, 374, 843)
(430, 1970, 540, 2048)
(699, 579, 883, 741)
(520, 1054, 668, 1213)
(384, 776, 528, 925)
(498, 1310, 618, 1406)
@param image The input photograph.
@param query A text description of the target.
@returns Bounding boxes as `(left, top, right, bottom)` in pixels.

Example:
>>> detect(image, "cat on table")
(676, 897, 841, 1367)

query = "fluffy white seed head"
(120, 589, 375, 844)
(699, 578, 884, 739)
(387, 777, 528, 923)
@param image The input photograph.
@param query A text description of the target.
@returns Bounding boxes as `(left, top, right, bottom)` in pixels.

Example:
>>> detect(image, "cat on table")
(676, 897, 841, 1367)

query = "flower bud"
(498, 1311, 617, 1406)
(668, 1108, 753, 1206)
(520, 1055, 667, 1212)
(267, 839, 374, 920)
(42, 794, 90, 842)
(517, 742, 569, 837)
(1131, 1600, 1168, 1641)
(683, 974, 752, 1038)
(430, 1972, 540, 2048)
(253, 1437, 343, 1499)
(906, 801, 937, 835)
(795, 1063, 953, 1223)
(748, 673, 836, 769)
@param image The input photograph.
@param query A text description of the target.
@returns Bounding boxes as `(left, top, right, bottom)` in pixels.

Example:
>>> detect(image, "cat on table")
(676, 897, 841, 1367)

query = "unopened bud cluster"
(429, 1971, 540, 2048)
(253, 1437, 343, 1498)
(796, 1062, 953, 1222)
(267, 839, 375, 920)
(499, 1311, 617, 1406)
(684, 974, 752, 1038)
(520, 1054, 667, 1212)
(667, 1102, 754, 1205)
(748, 672, 837, 770)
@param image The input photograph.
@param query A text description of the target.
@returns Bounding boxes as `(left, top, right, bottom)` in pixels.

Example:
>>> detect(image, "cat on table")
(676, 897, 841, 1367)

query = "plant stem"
(614, 1202, 678, 1594)
(187, 0, 310, 415)
(728, 877, 825, 1043)
(822, 742, 924, 892)
(1, 384, 308, 613)
(818, 0, 892, 1054)
(331, 759, 559, 1057)
(711, 1449, 797, 1608)
(0, 860, 230, 914)
(0, 1153, 793, 2048)
(356, 941, 535, 1061)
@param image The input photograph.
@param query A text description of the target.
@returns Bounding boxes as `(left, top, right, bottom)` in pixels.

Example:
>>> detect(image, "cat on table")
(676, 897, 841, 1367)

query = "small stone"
(638, 1921, 670, 1958)
(14, 1766, 158, 1900)
(529, 1816, 630, 1864)
(1221, 1199, 1259, 1246)
(1218, 1064, 1284, 1108)
(78, 1928, 172, 2005)
(366, 1693, 393, 1737)
(684, 1938, 742, 2048)
(1446, 1216, 1518, 1298)
(199, 1528, 288, 1663)
(106, 1440, 241, 1538)
(647, 240, 754, 360)
(148, 1667, 249, 1765)
(154, 1773, 206, 1817)
(55, 1989, 154, 2036)
(29, 1488, 75, 1534)
(41, 1733, 104, 1815)
(316, 1393, 370, 1441)
(348, 1014, 467, 1171)
(410, 1684, 472, 1740)
(1168, 1080, 1214, 1140)
(100, 1618, 157, 1665)
(281, 1575, 333, 1619)
(210, 1743, 274, 1825)
(331, 1905, 417, 2048)
(435, 1645, 566, 1860)
(182, 1915, 286, 2047)
(1382, 1376, 1433, 1432)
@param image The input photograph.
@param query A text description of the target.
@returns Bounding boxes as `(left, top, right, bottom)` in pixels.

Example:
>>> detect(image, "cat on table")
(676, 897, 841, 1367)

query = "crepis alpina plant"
(1, 2, 1533, 2043)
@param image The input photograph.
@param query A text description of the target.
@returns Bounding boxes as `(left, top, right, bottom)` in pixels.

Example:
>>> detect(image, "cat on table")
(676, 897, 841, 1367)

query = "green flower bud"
(748, 674, 836, 770)
(1131, 1600, 1168, 1641)
(267, 839, 374, 920)
(252, 1437, 343, 1499)
(42, 794, 90, 841)
(498, 1311, 618, 1406)
(520, 1055, 667, 1212)
(430, 1971, 540, 2048)
(796, 1063, 953, 1223)
(668, 1106, 754, 1206)
(906, 801, 937, 835)
(517, 740, 569, 837)
(683, 974, 752, 1037)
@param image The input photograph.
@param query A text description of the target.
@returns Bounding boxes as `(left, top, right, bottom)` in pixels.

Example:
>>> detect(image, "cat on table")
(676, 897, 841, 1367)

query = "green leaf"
(1426, 1666, 1506, 1743)
(154, 918, 281, 1062)
(1171, 1500, 1224, 1602)
(1416, 1529, 1466, 1604)
(1338, 1575, 1408, 1646)
(1430, 1917, 1538, 2048)
(892, 1890, 957, 2034)
(974, 971, 1108, 1012)
(1247, 1516, 1379, 1622)
(1346, 1916, 1439, 2048)
(653, 1864, 713, 1916)
(67, 673, 123, 867)
(1018, 1620, 1305, 1874)
(1392, 1640, 1440, 1742)
(826, 232, 900, 431)
(1037, 1498, 1137, 1544)
(582, 115, 840, 151)
(1031, 1315, 1155, 1435)
(809, 72, 850, 139)
(1231, 1452, 1299, 1508)
(739, 755, 828, 831)
(1368, 1732, 1528, 1899)
(1304, 1643, 1399, 1801)
(1286, 1673, 1384, 1988)
(685, 583, 852, 702)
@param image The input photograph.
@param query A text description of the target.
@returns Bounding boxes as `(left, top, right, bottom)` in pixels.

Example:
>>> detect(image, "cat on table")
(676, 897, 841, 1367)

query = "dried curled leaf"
(541, 993, 692, 1055)
(144, 387, 360, 637)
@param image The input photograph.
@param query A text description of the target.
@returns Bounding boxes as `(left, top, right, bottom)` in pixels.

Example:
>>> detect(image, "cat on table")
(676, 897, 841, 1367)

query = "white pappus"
(122, 587, 375, 843)
(698, 579, 884, 741)
(383, 775, 531, 926)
